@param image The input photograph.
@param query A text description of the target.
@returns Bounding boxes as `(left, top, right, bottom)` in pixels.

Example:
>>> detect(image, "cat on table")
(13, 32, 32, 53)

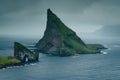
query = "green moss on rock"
(14, 42, 37, 57)
(87, 44, 106, 50)
(14, 42, 39, 62)
(36, 9, 105, 56)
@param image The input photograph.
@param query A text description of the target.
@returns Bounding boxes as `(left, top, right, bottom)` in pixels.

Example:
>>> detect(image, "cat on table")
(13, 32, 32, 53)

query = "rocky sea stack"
(36, 9, 105, 56)
(14, 42, 39, 62)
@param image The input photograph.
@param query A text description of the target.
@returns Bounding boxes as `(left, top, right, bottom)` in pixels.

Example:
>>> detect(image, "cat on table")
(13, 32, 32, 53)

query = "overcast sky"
(0, 0, 120, 37)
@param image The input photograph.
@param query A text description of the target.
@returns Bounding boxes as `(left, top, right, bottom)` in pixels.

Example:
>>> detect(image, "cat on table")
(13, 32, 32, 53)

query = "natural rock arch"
(23, 55, 29, 63)
(14, 42, 39, 63)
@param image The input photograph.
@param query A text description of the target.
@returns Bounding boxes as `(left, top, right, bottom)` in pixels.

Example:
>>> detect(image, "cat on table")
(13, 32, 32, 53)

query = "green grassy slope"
(0, 56, 21, 65)
(36, 9, 105, 56)
(15, 42, 38, 57)
(48, 9, 98, 54)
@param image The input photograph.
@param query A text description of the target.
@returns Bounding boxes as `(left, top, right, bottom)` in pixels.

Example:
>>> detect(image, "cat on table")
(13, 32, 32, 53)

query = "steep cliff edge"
(36, 9, 105, 56)
(14, 42, 39, 62)
(0, 42, 39, 69)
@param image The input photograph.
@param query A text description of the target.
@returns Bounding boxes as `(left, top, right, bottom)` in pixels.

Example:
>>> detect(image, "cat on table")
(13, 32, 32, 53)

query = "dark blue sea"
(0, 36, 120, 80)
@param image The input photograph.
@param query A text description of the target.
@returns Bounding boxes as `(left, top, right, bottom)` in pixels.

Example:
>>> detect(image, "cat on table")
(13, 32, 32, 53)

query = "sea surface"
(0, 36, 120, 80)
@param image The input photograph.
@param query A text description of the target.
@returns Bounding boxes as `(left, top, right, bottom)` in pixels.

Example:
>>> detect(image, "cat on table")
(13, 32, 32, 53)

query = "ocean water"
(0, 37, 120, 80)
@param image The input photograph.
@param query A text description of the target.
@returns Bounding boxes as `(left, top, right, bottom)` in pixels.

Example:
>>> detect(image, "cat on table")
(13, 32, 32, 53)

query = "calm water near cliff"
(0, 37, 120, 80)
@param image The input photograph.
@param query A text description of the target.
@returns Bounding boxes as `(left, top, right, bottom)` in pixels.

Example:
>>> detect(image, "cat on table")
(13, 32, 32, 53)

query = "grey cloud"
(0, 0, 120, 37)
(0, 0, 40, 16)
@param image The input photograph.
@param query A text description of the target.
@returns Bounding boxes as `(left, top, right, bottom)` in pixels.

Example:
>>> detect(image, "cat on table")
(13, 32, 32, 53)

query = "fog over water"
(0, 0, 120, 38)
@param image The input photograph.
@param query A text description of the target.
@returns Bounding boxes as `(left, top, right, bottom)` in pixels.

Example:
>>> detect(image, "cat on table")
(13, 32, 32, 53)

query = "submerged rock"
(36, 9, 105, 56)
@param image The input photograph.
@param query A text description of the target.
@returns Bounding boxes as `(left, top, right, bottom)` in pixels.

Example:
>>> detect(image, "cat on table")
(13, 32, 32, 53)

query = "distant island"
(36, 9, 106, 56)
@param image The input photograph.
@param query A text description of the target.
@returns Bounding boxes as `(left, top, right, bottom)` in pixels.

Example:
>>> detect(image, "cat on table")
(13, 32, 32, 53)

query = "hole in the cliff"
(23, 55, 29, 62)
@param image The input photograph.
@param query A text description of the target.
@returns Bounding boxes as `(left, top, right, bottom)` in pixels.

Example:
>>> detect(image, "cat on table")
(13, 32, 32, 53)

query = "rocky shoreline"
(0, 63, 24, 69)
(0, 42, 39, 69)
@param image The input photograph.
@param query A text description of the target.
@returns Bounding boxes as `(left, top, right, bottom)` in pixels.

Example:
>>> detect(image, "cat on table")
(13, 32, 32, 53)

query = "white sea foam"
(30, 63, 36, 66)
(101, 51, 108, 54)
(103, 52, 108, 54)
(0, 63, 35, 70)
(71, 56, 80, 58)
(71, 54, 80, 58)
(2, 68, 6, 70)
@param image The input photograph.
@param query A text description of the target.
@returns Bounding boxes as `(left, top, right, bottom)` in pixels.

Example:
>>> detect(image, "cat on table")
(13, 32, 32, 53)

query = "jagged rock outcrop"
(14, 42, 39, 62)
(0, 42, 39, 69)
(36, 9, 105, 56)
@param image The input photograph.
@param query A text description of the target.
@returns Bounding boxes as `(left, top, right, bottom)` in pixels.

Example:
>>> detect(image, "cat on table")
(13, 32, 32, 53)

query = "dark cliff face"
(14, 42, 39, 62)
(36, 9, 101, 56)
